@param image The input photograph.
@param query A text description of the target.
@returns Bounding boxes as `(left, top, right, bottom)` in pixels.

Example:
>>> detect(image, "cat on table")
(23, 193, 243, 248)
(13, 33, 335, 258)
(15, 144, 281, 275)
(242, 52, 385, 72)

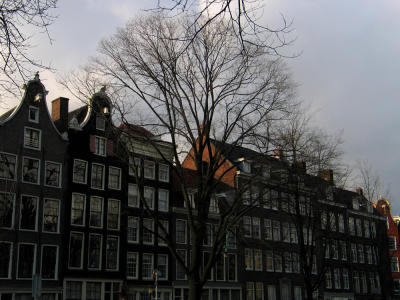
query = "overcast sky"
(2, 0, 399, 213)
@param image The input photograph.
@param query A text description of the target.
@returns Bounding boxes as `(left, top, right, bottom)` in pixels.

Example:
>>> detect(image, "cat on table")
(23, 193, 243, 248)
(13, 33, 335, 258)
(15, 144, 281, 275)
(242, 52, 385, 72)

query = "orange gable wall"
(182, 141, 237, 187)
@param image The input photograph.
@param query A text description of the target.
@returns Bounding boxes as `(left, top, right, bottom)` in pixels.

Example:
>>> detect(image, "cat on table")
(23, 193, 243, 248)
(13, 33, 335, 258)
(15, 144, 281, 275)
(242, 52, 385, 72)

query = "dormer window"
(353, 198, 359, 210)
(103, 106, 110, 115)
(96, 115, 105, 131)
(28, 106, 39, 123)
(242, 161, 251, 173)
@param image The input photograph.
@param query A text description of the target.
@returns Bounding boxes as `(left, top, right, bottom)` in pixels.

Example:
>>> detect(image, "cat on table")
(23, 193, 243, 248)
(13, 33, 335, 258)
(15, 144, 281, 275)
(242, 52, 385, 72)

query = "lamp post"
(152, 269, 161, 300)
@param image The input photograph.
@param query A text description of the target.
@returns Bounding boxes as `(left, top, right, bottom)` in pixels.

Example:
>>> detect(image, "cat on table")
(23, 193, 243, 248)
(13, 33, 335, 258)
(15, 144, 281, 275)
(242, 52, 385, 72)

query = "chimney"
(273, 149, 285, 160)
(318, 169, 334, 185)
(51, 97, 69, 132)
(356, 187, 363, 196)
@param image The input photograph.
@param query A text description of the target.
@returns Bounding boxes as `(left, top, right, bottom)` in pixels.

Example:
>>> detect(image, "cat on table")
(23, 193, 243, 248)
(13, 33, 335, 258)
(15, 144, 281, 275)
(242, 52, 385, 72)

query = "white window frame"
(127, 252, 139, 279)
(89, 196, 103, 228)
(0, 192, 15, 229)
(71, 193, 86, 226)
(129, 157, 141, 177)
(158, 219, 169, 246)
(176, 219, 187, 244)
(158, 163, 169, 182)
(91, 163, 105, 190)
(44, 161, 62, 188)
(143, 186, 154, 210)
(28, 106, 39, 123)
(0, 241, 13, 279)
(176, 250, 187, 280)
(72, 159, 88, 184)
(87, 233, 102, 270)
(19, 194, 38, 231)
(24, 126, 41, 150)
(158, 189, 169, 212)
(108, 167, 121, 190)
(245, 248, 254, 270)
(127, 216, 139, 244)
(40, 244, 59, 280)
(128, 183, 139, 207)
(96, 115, 105, 131)
(22, 156, 40, 185)
(42, 198, 60, 233)
(0, 151, 17, 181)
(106, 235, 119, 271)
(144, 160, 155, 179)
(157, 254, 168, 280)
(107, 199, 120, 230)
(254, 249, 262, 271)
(17, 242, 36, 279)
(68, 231, 84, 270)
(142, 253, 154, 280)
(94, 136, 107, 156)
(142, 218, 154, 245)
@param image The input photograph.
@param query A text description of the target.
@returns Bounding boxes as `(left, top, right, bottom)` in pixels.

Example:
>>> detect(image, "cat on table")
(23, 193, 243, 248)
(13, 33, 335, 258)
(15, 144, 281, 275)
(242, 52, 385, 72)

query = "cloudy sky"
(2, 0, 400, 212)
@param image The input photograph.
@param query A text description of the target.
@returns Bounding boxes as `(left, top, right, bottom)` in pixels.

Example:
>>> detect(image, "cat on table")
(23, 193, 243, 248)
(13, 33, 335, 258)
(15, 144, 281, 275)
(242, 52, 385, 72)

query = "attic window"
(28, 106, 39, 123)
(352, 198, 359, 210)
(103, 106, 110, 115)
(242, 161, 251, 173)
(96, 115, 105, 131)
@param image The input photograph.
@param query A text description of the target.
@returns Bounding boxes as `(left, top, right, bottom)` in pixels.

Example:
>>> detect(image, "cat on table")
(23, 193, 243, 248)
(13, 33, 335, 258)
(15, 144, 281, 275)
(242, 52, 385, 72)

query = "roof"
(68, 106, 88, 124)
(118, 123, 155, 138)
(0, 107, 16, 122)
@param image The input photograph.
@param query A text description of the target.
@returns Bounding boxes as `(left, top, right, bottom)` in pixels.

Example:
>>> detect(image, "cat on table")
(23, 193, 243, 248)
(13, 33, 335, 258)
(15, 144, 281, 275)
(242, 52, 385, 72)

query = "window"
(90, 196, 103, 228)
(66, 281, 82, 300)
(108, 167, 121, 190)
(144, 160, 155, 179)
(17, 243, 36, 278)
(107, 199, 120, 230)
(348, 217, 355, 235)
(245, 248, 253, 270)
(71, 193, 85, 226)
(128, 184, 138, 207)
(244, 216, 252, 237)
(343, 268, 350, 289)
(91, 164, 105, 189)
(356, 218, 363, 237)
(271, 191, 278, 210)
(364, 220, 370, 238)
(20, 195, 38, 231)
(282, 222, 290, 242)
(43, 199, 59, 233)
(389, 236, 397, 250)
(106, 236, 119, 270)
(321, 211, 327, 229)
(158, 220, 168, 246)
(29, 106, 39, 123)
(351, 243, 357, 263)
(127, 216, 139, 243)
(358, 244, 364, 263)
(274, 253, 282, 272)
(143, 218, 154, 244)
(128, 157, 141, 176)
(159, 164, 169, 182)
(366, 245, 373, 264)
(334, 268, 341, 289)
(158, 189, 169, 212)
(284, 252, 292, 273)
(254, 249, 262, 271)
(253, 217, 261, 239)
(87, 282, 102, 300)
(267, 285, 276, 300)
(263, 190, 271, 209)
(96, 115, 105, 130)
(332, 240, 338, 259)
(72, 159, 87, 184)
(209, 196, 219, 213)
(142, 253, 154, 279)
(88, 234, 102, 270)
(45, 161, 61, 187)
(371, 221, 376, 238)
(176, 250, 186, 280)
(266, 250, 274, 271)
(329, 212, 336, 231)
(264, 219, 272, 240)
(69, 232, 84, 269)
(340, 241, 347, 261)
(0, 192, 14, 228)
(272, 220, 280, 241)
(292, 253, 300, 273)
(0, 152, 17, 180)
(338, 214, 345, 233)
(41, 245, 58, 279)
(242, 161, 251, 173)
(24, 127, 41, 149)
(325, 269, 332, 289)
(94, 136, 106, 156)
(158, 254, 168, 280)
(22, 157, 40, 184)
(228, 254, 237, 281)
(361, 272, 368, 294)
(0, 242, 12, 278)
(290, 223, 298, 244)
(127, 252, 138, 279)
(143, 186, 154, 209)
(294, 287, 302, 300)
(391, 257, 399, 272)
(176, 219, 186, 244)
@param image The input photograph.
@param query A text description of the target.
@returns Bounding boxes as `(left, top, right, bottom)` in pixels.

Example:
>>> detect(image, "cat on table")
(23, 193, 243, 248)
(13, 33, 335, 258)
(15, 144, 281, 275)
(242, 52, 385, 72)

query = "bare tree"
(0, 0, 57, 97)
(66, 13, 295, 300)
(355, 159, 391, 202)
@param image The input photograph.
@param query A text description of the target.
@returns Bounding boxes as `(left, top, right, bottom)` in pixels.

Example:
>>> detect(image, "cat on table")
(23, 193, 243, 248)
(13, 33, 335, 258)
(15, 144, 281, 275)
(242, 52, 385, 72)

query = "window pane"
(0, 192, 14, 228)
(45, 162, 61, 187)
(73, 160, 87, 184)
(22, 157, 40, 183)
(91, 164, 104, 189)
(159, 164, 169, 182)
(24, 127, 40, 149)
(0, 242, 12, 278)
(90, 197, 103, 228)
(127, 252, 138, 278)
(18, 244, 35, 278)
(69, 232, 83, 268)
(71, 194, 85, 226)
(88, 234, 102, 269)
(42, 245, 57, 279)
(0, 152, 16, 180)
(20, 195, 37, 230)
(87, 282, 102, 300)
(143, 218, 154, 244)
(128, 216, 139, 243)
(144, 161, 155, 179)
(142, 253, 153, 279)
(158, 189, 169, 212)
(43, 199, 59, 232)
(106, 236, 119, 270)
(108, 167, 121, 190)
(107, 199, 120, 230)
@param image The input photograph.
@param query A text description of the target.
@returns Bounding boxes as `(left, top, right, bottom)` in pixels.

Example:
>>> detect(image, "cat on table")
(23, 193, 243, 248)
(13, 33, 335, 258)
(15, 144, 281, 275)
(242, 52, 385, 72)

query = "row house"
(375, 198, 400, 296)
(0, 75, 68, 299)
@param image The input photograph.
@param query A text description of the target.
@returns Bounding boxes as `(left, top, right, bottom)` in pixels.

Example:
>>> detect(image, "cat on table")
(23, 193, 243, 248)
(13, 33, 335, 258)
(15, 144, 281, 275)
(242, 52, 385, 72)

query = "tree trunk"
(188, 277, 203, 300)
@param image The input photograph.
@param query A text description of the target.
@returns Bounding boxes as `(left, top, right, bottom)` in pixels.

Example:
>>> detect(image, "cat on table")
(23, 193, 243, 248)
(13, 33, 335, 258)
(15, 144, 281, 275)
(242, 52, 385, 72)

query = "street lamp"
(152, 269, 161, 300)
